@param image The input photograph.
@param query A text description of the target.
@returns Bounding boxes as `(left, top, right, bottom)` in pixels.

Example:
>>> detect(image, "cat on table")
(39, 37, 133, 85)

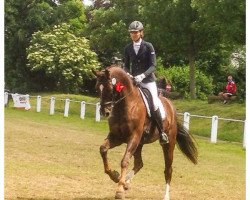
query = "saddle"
(138, 86, 154, 118)
(137, 84, 167, 143)
(137, 86, 158, 143)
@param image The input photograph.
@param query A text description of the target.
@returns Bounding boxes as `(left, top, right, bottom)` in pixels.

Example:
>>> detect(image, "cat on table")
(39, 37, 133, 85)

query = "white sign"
(11, 94, 31, 110)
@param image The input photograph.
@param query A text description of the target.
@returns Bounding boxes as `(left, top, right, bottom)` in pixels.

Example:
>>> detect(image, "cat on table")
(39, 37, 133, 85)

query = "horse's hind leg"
(162, 141, 175, 200)
(100, 137, 122, 183)
(125, 144, 144, 190)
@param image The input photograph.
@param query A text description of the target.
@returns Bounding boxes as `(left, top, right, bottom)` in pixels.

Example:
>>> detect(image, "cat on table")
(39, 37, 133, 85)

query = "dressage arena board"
(4, 108, 245, 200)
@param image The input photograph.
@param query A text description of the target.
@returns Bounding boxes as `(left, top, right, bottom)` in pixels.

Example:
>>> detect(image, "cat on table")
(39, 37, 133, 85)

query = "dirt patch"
(4, 115, 245, 199)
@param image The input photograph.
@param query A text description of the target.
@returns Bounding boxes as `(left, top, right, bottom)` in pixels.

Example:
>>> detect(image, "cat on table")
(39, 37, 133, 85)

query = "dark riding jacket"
(123, 40, 157, 83)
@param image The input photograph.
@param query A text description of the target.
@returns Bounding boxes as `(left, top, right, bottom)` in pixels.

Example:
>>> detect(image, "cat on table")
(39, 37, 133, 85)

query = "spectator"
(157, 77, 172, 97)
(165, 80, 172, 93)
(157, 76, 167, 90)
(218, 75, 237, 104)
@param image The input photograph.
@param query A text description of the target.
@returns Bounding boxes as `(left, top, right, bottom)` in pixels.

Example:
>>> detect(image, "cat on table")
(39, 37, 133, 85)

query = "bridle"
(101, 90, 133, 108)
(99, 77, 133, 109)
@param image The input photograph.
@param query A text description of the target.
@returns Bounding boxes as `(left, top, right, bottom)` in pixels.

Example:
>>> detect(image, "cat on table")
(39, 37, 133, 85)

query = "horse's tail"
(176, 121, 198, 164)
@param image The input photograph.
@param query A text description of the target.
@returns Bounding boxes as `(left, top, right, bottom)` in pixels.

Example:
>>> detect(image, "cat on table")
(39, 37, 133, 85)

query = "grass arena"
(4, 104, 245, 200)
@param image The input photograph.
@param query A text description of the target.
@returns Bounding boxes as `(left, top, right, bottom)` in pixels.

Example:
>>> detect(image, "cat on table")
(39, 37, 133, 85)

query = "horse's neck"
(112, 87, 140, 116)
(111, 68, 142, 114)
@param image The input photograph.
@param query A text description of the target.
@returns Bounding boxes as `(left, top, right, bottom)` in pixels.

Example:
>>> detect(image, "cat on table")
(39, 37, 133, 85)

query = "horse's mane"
(107, 65, 134, 91)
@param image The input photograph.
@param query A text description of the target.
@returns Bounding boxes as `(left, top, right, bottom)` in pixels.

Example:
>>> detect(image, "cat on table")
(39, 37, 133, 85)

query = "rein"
(101, 89, 133, 107)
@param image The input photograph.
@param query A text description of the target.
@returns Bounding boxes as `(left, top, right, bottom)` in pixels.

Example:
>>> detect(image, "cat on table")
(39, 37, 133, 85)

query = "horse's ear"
(105, 69, 111, 80)
(92, 69, 99, 77)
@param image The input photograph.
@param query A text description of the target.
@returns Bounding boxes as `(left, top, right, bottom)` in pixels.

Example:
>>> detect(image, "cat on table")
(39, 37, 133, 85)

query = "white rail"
(5, 93, 246, 147)
(181, 112, 245, 148)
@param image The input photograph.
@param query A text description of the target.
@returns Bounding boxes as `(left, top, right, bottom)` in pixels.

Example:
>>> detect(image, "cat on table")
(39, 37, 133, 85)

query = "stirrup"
(159, 132, 169, 145)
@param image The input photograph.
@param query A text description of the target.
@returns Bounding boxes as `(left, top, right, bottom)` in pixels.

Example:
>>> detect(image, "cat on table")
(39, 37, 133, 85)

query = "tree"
(5, 0, 87, 92)
(27, 23, 100, 93)
(54, 0, 86, 36)
(6, 0, 245, 96)
(142, 0, 245, 99)
(84, 0, 144, 65)
(192, 0, 245, 46)
(5, 0, 57, 92)
(142, 0, 216, 98)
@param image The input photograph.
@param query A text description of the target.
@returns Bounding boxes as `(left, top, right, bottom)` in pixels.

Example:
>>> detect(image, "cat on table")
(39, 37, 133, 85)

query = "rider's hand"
(134, 73, 146, 83)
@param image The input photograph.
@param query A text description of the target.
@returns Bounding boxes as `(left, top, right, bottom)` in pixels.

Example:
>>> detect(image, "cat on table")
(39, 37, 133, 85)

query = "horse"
(92, 65, 198, 200)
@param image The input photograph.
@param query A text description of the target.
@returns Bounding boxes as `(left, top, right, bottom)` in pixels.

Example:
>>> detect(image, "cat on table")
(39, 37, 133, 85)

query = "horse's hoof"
(115, 191, 125, 199)
(124, 181, 131, 190)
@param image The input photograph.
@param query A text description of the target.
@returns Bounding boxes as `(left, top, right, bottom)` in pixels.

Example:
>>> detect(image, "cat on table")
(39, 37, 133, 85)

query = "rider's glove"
(134, 73, 146, 83)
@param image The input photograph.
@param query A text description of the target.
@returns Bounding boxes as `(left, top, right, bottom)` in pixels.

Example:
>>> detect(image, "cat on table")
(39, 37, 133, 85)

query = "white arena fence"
(4, 92, 246, 148)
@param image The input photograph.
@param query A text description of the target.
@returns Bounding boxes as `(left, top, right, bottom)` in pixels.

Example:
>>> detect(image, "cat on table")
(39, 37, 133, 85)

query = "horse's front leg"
(100, 137, 122, 183)
(124, 144, 143, 190)
(115, 135, 140, 199)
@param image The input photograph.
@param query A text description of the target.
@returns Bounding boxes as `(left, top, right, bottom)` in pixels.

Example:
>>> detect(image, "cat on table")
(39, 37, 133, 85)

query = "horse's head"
(92, 68, 113, 117)
(92, 66, 133, 117)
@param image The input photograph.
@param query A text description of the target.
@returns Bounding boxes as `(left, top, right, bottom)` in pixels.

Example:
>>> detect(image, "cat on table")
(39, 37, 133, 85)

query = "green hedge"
(157, 65, 214, 100)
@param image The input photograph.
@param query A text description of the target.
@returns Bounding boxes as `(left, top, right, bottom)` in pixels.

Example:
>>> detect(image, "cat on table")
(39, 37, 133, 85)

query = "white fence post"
(4, 92, 8, 106)
(64, 98, 70, 117)
(183, 112, 190, 130)
(36, 96, 41, 112)
(243, 120, 246, 149)
(211, 115, 218, 143)
(50, 97, 55, 115)
(80, 101, 86, 119)
(95, 102, 101, 122)
(25, 94, 31, 110)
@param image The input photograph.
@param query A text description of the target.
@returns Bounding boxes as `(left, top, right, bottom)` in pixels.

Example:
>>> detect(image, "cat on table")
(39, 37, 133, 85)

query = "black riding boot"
(153, 108, 169, 145)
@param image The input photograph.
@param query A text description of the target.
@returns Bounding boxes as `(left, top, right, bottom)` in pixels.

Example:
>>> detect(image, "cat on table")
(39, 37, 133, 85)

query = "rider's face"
(130, 31, 142, 42)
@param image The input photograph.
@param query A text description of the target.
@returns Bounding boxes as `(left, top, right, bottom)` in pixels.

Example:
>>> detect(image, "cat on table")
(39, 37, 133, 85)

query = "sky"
(83, 0, 93, 6)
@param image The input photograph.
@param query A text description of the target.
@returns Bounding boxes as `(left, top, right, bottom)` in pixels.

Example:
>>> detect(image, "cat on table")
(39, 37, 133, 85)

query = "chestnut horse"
(93, 66, 198, 200)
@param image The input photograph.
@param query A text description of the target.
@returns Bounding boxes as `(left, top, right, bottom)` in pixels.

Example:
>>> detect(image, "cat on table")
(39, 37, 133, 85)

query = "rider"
(123, 20, 169, 145)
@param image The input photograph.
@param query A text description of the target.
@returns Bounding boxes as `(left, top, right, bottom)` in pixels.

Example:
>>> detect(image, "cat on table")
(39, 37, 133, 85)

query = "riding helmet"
(128, 21, 144, 32)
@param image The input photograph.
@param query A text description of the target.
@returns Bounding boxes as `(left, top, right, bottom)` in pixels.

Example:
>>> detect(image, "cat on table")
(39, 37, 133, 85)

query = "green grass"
(173, 99, 245, 119)
(5, 105, 109, 135)
(6, 93, 245, 143)
(4, 106, 246, 200)
(172, 99, 245, 142)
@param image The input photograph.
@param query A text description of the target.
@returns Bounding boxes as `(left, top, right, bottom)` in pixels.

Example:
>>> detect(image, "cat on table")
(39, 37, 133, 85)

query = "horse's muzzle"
(100, 107, 111, 117)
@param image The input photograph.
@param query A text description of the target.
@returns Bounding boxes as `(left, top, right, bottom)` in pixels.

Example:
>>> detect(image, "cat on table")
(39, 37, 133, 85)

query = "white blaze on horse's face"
(111, 78, 117, 85)
(99, 83, 112, 117)
(99, 84, 104, 92)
